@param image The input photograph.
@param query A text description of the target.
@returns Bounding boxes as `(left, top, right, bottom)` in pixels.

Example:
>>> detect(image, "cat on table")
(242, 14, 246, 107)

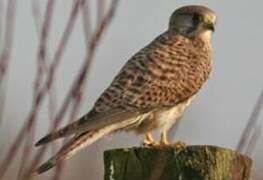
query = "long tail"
(35, 110, 138, 146)
(34, 124, 118, 175)
(33, 109, 148, 175)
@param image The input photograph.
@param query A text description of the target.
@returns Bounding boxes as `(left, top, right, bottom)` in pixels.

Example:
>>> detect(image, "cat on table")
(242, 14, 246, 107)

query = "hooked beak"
(206, 22, 215, 32)
(203, 16, 216, 32)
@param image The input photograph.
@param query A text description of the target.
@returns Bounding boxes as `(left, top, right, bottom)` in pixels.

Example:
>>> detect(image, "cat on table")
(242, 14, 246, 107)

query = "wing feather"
(35, 108, 140, 146)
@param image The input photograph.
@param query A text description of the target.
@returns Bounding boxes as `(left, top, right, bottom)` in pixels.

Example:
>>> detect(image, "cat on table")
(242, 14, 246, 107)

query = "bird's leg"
(160, 131, 186, 149)
(145, 133, 154, 143)
(143, 133, 157, 146)
(160, 131, 169, 145)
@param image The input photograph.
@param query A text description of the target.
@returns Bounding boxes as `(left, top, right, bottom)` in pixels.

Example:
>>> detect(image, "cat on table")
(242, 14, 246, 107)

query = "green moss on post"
(104, 145, 253, 180)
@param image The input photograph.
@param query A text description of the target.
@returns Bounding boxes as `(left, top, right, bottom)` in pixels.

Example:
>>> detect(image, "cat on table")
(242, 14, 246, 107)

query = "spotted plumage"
(94, 32, 211, 112)
(34, 5, 217, 175)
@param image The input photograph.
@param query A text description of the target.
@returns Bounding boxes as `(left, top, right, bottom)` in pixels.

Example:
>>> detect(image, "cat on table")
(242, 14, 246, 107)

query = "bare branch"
(0, 74, 7, 126)
(31, 0, 42, 35)
(0, 0, 16, 81)
(1, 0, 120, 179)
(0, 0, 5, 126)
(0, 0, 3, 47)
(245, 125, 261, 156)
(237, 88, 263, 154)
(0, 1, 55, 179)
(82, 0, 92, 47)
(97, 0, 106, 25)
(0, 0, 16, 126)
(52, 0, 120, 179)
(17, 0, 56, 178)
(0, 0, 18, 178)
(22, 0, 84, 179)
(31, 0, 58, 153)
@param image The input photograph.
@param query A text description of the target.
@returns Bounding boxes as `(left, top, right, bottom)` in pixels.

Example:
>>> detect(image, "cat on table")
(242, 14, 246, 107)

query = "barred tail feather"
(35, 110, 139, 146)
(34, 121, 128, 175)
(34, 121, 81, 146)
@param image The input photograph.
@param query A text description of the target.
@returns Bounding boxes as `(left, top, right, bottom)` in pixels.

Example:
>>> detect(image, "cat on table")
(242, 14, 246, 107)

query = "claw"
(142, 133, 158, 147)
(159, 131, 186, 150)
(142, 132, 186, 150)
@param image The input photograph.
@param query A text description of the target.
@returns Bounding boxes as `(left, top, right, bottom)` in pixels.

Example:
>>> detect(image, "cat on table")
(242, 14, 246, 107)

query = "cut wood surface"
(104, 145, 253, 180)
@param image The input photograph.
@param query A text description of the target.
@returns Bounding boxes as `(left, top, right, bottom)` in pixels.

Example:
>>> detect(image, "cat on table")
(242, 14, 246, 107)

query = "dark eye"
(192, 14, 200, 24)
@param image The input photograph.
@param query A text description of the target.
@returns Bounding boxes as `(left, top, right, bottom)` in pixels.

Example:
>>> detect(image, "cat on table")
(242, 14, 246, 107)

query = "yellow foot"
(142, 140, 186, 150)
(143, 131, 171, 148)
(142, 133, 159, 147)
(157, 140, 186, 150)
(142, 140, 160, 147)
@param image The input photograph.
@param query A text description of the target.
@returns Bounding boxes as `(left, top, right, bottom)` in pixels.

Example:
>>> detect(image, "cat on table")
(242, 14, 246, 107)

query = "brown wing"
(92, 31, 212, 113)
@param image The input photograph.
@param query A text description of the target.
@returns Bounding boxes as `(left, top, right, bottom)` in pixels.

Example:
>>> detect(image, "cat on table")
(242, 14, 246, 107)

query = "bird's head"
(169, 5, 216, 40)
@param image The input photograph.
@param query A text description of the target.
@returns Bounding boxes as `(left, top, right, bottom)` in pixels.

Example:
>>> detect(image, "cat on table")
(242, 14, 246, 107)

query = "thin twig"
(0, 0, 16, 126)
(32, 0, 42, 34)
(34, 0, 55, 92)
(97, 0, 106, 25)
(52, 0, 87, 178)
(17, 1, 57, 179)
(0, 0, 16, 81)
(0, 74, 7, 127)
(0, 0, 3, 48)
(22, 0, 84, 178)
(0, 0, 5, 126)
(0, 0, 18, 178)
(7, 0, 82, 177)
(237, 88, 263, 153)
(1, 0, 120, 179)
(0, 1, 54, 179)
(245, 125, 261, 156)
(31, 0, 58, 154)
(82, 0, 92, 47)
(52, 1, 120, 179)
(16, 122, 37, 180)
(18, 0, 55, 178)
(52, 98, 81, 180)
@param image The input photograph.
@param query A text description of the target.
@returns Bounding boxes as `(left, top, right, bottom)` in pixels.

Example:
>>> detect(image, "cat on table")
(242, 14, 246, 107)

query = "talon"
(142, 133, 158, 147)
(159, 131, 186, 149)
(143, 141, 159, 147)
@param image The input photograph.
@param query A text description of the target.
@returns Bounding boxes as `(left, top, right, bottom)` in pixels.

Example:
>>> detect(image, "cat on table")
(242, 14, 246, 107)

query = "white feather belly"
(154, 96, 194, 132)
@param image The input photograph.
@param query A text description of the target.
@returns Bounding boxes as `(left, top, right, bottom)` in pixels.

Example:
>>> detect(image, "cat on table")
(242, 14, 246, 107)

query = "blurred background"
(0, 0, 262, 179)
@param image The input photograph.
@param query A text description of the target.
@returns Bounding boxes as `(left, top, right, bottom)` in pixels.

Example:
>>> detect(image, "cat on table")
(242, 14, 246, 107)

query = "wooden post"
(104, 145, 253, 180)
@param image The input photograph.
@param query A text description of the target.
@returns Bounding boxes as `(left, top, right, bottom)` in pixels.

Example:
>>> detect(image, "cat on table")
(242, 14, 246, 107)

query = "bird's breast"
(153, 96, 194, 131)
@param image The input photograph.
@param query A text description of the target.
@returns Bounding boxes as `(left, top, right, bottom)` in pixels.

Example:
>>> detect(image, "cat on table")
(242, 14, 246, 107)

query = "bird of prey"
(34, 5, 217, 174)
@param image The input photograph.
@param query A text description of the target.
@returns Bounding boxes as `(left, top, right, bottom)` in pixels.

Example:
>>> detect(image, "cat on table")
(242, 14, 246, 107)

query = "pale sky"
(0, 0, 262, 179)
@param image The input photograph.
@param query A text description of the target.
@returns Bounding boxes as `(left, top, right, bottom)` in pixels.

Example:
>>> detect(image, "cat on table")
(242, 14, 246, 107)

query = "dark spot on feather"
(114, 84, 123, 90)
(160, 75, 167, 81)
(129, 87, 140, 94)
(137, 76, 145, 83)
(107, 88, 115, 94)
(146, 97, 152, 101)
(145, 91, 150, 96)
(118, 80, 127, 87)
(112, 99, 118, 103)
(103, 92, 111, 100)
(126, 73, 134, 80)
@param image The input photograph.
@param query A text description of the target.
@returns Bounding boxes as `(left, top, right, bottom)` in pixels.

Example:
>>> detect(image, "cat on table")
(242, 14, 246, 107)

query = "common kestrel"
(35, 5, 216, 174)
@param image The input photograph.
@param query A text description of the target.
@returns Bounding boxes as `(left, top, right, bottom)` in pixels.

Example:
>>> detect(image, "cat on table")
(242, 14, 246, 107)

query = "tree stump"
(104, 145, 253, 180)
